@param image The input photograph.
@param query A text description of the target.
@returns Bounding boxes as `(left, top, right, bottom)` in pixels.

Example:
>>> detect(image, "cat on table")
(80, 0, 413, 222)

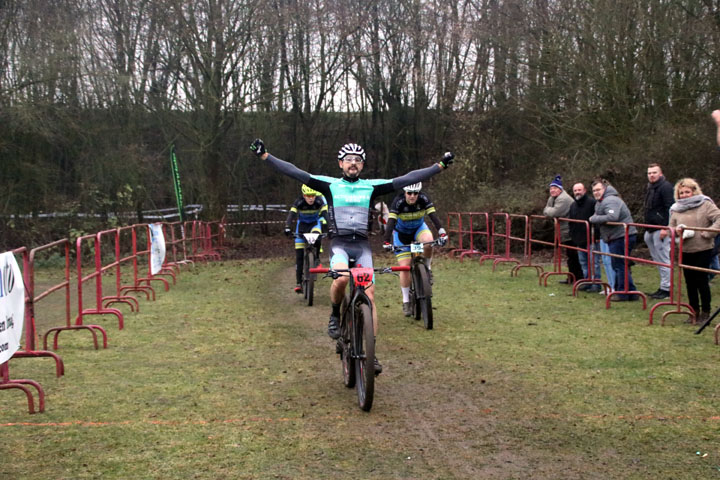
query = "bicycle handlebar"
(390, 239, 441, 252)
(309, 265, 410, 274)
(293, 232, 325, 239)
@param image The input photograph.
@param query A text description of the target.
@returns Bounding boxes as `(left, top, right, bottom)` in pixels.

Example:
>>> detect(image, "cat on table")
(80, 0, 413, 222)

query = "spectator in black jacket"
(569, 183, 602, 292)
(644, 163, 674, 299)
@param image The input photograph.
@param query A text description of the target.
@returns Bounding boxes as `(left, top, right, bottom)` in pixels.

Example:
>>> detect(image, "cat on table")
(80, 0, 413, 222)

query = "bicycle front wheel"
(306, 251, 315, 306)
(416, 265, 433, 330)
(354, 301, 375, 411)
(302, 250, 310, 300)
(340, 294, 355, 388)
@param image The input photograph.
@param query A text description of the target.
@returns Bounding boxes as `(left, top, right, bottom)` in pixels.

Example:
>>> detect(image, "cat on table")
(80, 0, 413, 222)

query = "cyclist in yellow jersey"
(383, 183, 447, 315)
(285, 185, 328, 293)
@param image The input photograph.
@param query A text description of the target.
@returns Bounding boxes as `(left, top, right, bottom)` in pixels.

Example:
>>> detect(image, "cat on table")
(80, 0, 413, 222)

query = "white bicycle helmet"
(403, 182, 422, 193)
(337, 143, 366, 161)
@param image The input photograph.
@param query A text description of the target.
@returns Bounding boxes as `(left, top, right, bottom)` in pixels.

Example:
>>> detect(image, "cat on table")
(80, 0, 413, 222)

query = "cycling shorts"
(392, 221, 431, 260)
(330, 237, 373, 272)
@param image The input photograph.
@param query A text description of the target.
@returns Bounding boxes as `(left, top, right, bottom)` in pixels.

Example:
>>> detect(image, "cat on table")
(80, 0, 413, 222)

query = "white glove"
(438, 228, 448, 246)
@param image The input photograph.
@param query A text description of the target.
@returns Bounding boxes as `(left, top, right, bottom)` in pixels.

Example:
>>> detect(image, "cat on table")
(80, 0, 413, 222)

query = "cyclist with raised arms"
(382, 183, 448, 316)
(251, 139, 454, 373)
(285, 184, 328, 293)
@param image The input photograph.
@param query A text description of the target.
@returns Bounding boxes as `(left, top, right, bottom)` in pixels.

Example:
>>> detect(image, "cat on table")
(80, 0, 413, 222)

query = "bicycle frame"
(310, 264, 409, 411)
(392, 239, 440, 328)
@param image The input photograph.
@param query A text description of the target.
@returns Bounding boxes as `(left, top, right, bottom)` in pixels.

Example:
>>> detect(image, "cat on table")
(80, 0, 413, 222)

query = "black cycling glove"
(250, 138, 266, 156)
(439, 152, 454, 169)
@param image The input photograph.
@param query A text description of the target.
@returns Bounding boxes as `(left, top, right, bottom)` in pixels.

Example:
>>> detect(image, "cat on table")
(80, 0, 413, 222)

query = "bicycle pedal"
(335, 340, 343, 354)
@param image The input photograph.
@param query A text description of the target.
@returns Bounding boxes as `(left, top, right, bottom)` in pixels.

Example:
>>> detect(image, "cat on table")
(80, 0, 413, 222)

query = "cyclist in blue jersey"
(285, 184, 328, 293)
(382, 183, 448, 316)
(251, 139, 454, 373)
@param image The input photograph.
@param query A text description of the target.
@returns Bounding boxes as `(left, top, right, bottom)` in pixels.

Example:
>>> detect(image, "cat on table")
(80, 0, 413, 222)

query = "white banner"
(149, 223, 167, 275)
(0, 252, 25, 364)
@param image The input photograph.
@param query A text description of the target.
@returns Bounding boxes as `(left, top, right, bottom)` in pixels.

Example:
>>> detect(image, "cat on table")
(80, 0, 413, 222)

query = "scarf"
(670, 194, 714, 213)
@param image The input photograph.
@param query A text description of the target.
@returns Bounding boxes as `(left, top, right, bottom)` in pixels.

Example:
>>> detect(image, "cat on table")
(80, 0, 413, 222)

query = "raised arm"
(713, 110, 720, 148)
(251, 138, 328, 193)
(373, 152, 454, 196)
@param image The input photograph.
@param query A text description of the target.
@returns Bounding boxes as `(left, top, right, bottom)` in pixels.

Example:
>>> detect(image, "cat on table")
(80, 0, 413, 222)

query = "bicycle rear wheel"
(416, 264, 433, 330)
(354, 301, 375, 411)
(340, 294, 355, 388)
(306, 251, 316, 306)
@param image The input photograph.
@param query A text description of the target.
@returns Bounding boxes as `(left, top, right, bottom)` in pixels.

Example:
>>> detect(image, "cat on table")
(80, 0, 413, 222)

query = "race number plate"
(303, 233, 320, 244)
(410, 242, 424, 254)
(351, 267, 374, 287)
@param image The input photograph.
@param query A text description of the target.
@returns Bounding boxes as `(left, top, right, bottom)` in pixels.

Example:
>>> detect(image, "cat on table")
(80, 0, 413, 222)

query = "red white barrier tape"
(226, 221, 285, 226)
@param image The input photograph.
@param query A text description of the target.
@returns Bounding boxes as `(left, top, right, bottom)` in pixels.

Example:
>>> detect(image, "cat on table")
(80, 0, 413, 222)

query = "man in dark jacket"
(644, 163, 674, 299)
(569, 183, 601, 292)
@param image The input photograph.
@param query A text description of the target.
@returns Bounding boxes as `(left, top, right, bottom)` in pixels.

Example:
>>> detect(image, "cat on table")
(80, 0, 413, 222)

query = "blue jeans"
(643, 229, 671, 291)
(608, 234, 637, 296)
(597, 240, 615, 290)
(578, 242, 602, 280)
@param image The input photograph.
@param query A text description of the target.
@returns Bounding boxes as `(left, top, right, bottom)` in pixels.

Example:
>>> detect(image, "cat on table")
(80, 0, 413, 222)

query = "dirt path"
(261, 258, 538, 479)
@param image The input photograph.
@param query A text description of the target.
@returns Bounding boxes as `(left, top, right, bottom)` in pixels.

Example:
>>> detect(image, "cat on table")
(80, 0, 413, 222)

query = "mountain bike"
(310, 264, 409, 412)
(295, 232, 324, 306)
(393, 239, 441, 330)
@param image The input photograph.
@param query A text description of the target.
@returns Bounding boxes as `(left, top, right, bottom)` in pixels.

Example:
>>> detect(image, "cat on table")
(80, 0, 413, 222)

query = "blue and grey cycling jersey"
(265, 154, 443, 238)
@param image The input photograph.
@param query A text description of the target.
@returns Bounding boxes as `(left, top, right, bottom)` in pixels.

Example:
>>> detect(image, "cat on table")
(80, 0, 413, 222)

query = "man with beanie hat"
(543, 175, 583, 284)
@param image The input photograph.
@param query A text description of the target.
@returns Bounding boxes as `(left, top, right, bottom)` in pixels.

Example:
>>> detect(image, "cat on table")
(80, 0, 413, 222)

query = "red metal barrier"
(164, 222, 193, 271)
(507, 214, 544, 277)
(42, 237, 109, 350)
(556, 218, 611, 295)
(650, 227, 693, 325)
(446, 212, 464, 254)
(209, 220, 229, 255)
(0, 360, 44, 414)
(75, 232, 124, 329)
(139, 223, 177, 287)
(12, 240, 66, 375)
(135, 224, 171, 291)
(592, 222, 648, 310)
(117, 224, 156, 301)
(187, 221, 221, 262)
(98, 228, 140, 313)
(1, 247, 45, 413)
(530, 215, 573, 286)
(447, 212, 489, 261)
(479, 213, 519, 269)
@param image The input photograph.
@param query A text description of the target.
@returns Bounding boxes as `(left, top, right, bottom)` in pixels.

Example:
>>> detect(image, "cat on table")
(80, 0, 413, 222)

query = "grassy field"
(3, 254, 720, 479)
